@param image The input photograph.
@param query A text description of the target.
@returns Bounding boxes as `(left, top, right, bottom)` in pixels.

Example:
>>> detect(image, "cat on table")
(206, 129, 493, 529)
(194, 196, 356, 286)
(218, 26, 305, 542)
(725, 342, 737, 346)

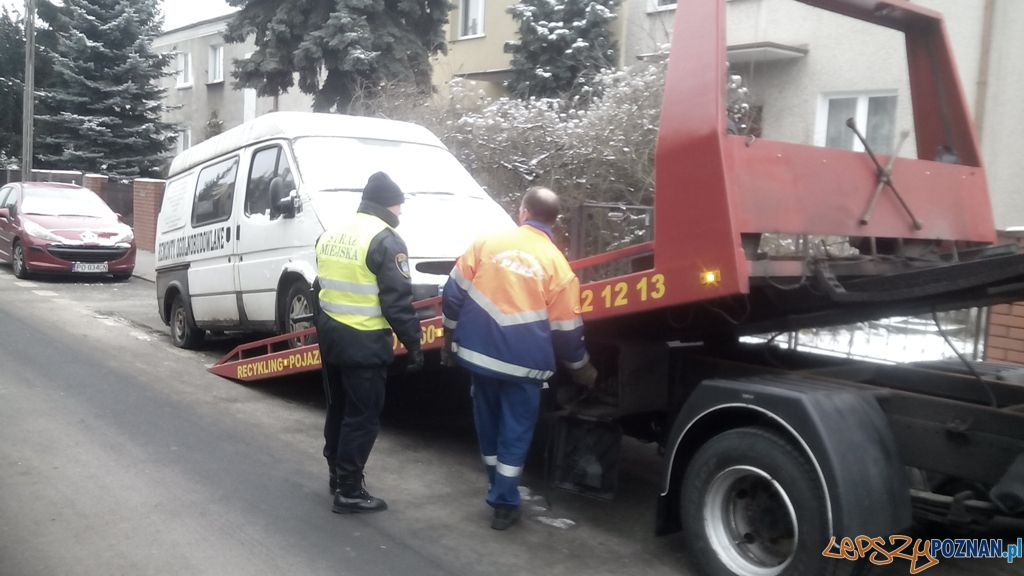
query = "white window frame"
(647, 0, 678, 13)
(208, 45, 224, 84)
(176, 51, 193, 88)
(815, 90, 898, 153)
(176, 129, 192, 155)
(458, 0, 485, 39)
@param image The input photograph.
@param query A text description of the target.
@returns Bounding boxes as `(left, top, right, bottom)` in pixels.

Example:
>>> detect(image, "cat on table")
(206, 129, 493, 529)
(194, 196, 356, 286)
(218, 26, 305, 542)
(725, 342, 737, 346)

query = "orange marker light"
(700, 269, 721, 287)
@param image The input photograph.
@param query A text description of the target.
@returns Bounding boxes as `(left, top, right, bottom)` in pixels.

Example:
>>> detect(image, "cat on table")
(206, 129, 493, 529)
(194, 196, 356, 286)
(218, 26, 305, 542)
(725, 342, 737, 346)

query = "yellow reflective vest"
(316, 213, 391, 331)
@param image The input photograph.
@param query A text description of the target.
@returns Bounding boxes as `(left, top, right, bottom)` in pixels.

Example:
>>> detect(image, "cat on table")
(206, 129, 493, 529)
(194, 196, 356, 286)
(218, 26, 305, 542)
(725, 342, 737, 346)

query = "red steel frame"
(576, 0, 993, 325)
(211, 0, 994, 382)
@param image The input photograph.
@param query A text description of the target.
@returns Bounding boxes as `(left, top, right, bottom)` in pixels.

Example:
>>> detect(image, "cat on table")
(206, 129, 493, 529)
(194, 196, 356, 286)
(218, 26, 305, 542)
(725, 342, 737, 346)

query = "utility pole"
(21, 0, 36, 182)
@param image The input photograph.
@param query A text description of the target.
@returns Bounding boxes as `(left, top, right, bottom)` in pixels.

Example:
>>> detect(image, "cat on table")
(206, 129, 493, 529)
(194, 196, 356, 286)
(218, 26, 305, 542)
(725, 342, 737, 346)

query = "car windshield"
(292, 136, 487, 198)
(22, 187, 114, 218)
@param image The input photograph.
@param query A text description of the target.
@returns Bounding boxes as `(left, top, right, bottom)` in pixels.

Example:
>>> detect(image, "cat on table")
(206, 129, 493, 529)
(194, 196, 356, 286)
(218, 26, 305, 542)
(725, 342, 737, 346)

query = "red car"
(0, 182, 136, 280)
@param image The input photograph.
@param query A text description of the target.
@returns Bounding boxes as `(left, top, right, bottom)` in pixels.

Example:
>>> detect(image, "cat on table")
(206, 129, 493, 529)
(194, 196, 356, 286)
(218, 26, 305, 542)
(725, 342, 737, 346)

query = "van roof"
(167, 112, 446, 178)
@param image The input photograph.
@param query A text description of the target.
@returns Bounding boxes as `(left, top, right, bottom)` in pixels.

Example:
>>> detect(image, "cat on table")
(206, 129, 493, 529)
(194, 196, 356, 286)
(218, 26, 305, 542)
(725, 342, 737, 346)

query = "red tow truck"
(210, 1, 1024, 573)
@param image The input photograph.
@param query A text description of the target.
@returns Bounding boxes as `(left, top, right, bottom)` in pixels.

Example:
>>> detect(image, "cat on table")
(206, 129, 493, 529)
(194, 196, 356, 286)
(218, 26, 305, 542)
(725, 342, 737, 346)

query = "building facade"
(155, 2, 1023, 232)
(153, 16, 313, 156)
(624, 0, 1023, 230)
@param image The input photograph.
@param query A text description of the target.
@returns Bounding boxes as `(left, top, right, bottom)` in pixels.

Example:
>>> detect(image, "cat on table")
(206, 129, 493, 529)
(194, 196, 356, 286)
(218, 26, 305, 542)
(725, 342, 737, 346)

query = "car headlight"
(23, 220, 64, 242)
(112, 228, 134, 244)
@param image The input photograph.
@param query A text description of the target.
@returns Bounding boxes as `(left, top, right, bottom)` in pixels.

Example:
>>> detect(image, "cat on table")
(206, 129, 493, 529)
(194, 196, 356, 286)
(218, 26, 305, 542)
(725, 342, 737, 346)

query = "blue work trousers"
(471, 373, 542, 509)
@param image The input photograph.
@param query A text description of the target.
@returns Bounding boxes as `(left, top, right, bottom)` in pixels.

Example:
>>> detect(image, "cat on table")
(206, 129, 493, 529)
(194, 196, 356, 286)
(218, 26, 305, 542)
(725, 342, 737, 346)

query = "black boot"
(491, 506, 520, 530)
(332, 474, 387, 514)
(328, 458, 339, 494)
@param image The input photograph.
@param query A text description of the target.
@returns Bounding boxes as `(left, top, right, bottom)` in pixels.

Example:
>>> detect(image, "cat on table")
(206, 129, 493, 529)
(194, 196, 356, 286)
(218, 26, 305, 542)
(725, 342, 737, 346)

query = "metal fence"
(102, 179, 134, 226)
(1, 169, 135, 225)
(0, 169, 83, 185)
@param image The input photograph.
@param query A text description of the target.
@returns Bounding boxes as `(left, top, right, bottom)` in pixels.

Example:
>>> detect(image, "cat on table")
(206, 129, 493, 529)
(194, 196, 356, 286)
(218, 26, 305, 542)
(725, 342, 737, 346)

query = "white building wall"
(154, 16, 315, 155)
(982, 2, 1024, 229)
(623, 0, 1023, 227)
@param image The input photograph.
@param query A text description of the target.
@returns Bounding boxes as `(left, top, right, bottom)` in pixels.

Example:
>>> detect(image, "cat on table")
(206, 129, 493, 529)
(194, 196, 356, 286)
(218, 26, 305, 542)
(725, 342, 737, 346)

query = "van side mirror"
(0, 208, 8, 221)
(275, 190, 300, 219)
(270, 177, 300, 219)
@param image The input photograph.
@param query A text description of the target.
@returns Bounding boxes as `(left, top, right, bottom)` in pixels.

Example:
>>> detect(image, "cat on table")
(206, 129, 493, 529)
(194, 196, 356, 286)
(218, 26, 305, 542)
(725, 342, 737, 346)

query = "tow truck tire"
(12, 240, 29, 279)
(680, 426, 835, 576)
(170, 294, 204, 349)
(282, 280, 313, 349)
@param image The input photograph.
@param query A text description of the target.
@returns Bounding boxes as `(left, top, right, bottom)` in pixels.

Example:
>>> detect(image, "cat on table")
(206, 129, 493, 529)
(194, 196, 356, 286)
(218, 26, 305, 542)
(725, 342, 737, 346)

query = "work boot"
(490, 506, 520, 530)
(332, 474, 387, 514)
(328, 458, 339, 494)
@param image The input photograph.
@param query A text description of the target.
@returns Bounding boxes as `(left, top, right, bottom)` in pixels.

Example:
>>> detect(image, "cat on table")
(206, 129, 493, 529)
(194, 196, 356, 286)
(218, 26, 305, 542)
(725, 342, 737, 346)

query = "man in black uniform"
(315, 171, 423, 513)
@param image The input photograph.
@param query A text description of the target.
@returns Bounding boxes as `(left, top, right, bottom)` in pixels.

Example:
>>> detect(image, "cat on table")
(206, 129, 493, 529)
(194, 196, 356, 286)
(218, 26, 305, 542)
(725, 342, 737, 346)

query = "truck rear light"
(701, 269, 722, 287)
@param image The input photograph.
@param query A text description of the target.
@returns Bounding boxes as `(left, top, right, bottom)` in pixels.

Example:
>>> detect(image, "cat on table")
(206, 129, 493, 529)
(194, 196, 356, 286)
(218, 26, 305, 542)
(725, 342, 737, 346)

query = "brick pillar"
(133, 178, 166, 252)
(985, 305, 1024, 364)
(985, 232, 1024, 365)
(83, 174, 108, 201)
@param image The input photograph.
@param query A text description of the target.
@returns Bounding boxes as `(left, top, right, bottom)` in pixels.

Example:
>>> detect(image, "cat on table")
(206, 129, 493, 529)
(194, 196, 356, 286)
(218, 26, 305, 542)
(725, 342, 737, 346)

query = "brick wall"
(985, 233, 1024, 365)
(986, 305, 1024, 364)
(133, 178, 165, 252)
(83, 174, 108, 201)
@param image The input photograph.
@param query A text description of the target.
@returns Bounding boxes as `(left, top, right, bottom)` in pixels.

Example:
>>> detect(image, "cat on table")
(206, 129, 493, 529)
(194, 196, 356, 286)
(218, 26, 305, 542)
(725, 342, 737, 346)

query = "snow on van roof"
(167, 112, 446, 178)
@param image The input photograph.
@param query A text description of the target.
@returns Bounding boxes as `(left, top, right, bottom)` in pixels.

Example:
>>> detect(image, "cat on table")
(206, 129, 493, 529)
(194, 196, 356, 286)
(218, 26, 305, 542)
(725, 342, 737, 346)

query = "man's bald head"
(520, 187, 561, 226)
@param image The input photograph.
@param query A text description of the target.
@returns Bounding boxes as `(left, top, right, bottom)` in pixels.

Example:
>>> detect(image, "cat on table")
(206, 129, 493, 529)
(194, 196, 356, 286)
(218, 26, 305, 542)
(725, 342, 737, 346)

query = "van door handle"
(236, 224, 240, 241)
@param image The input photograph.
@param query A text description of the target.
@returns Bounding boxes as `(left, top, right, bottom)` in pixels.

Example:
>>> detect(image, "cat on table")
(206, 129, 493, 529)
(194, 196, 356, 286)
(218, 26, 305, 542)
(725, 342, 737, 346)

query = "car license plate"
(73, 262, 108, 273)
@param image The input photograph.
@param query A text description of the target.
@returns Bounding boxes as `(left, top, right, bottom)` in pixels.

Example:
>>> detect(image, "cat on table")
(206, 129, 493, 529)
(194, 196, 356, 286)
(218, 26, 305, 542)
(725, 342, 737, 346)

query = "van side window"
(192, 156, 238, 227)
(245, 145, 296, 220)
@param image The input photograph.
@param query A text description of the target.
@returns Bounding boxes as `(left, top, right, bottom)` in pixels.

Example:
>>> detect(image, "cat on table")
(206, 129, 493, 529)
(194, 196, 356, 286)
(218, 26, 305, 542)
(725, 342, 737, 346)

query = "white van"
(156, 112, 515, 348)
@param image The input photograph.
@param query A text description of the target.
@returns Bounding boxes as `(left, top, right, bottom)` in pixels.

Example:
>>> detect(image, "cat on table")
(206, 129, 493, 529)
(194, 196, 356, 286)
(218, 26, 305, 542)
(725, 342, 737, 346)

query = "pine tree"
(506, 0, 619, 100)
(36, 0, 175, 178)
(224, 0, 449, 114)
(0, 8, 25, 163)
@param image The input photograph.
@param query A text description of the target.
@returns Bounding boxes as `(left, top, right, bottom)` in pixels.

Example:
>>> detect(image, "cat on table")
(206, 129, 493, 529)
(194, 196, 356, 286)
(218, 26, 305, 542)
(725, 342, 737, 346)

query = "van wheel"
(680, 427, 835, 576)
(12, 240, 29, 279)
(282, 280, 313, 349)
(170, 294, 205, 349)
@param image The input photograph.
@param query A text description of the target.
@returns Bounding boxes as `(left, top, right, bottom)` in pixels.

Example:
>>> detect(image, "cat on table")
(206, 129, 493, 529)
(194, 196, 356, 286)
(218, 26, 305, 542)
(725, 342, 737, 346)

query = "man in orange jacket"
(441, 186, 598, 530)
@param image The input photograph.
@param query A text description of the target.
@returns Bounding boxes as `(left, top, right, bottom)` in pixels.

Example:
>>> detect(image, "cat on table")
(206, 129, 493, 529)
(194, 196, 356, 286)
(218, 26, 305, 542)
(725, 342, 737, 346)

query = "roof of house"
(160, 13, 236, 37)
(167, 112, 446, 178)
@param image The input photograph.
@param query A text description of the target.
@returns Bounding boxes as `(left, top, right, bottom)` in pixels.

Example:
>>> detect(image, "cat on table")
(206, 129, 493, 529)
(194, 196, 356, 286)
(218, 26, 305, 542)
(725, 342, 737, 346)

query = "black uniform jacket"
(314, 201, 422, 368)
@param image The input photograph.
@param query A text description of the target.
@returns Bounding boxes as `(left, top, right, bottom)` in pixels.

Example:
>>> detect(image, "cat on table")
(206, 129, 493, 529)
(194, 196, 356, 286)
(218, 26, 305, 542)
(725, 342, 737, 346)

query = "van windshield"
(292, 137, 487, 198)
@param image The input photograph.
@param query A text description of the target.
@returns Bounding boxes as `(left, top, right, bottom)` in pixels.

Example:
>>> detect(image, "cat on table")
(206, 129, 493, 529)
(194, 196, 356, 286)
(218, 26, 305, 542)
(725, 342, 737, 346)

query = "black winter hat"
(362, 171, 404, 207)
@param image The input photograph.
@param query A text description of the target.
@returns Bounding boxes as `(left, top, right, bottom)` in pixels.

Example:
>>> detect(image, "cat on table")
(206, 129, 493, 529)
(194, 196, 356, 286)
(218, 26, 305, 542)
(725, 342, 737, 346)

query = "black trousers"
(322, 361, 387, 477)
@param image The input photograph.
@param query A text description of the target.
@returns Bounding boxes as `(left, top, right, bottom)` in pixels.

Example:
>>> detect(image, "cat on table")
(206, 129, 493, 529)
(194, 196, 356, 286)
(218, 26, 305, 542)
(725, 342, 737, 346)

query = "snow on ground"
(744, 315, 982, 365)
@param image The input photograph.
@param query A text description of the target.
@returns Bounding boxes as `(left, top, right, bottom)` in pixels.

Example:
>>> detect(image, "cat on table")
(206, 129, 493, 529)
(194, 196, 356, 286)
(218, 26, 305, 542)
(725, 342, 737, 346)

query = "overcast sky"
(0, 0, 237, 32)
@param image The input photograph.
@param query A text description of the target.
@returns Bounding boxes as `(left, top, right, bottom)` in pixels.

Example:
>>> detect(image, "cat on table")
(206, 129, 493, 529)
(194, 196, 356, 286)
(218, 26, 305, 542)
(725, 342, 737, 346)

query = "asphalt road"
(0, 268, 1018, 576)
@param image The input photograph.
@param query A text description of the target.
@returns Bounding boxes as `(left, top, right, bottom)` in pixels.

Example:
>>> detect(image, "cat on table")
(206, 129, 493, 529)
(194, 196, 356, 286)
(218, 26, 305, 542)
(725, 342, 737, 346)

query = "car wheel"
(283, 280, 314, 349)
(680, 427, 836, 576)
(170, 294, 205, 349)
(12, 240, 29, 279)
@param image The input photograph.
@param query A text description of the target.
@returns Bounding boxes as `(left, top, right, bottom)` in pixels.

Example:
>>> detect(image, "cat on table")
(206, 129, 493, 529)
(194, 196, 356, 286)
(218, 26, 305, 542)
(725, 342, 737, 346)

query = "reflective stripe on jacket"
(316, 212, 390, 331)
(441, 222, 589, 383)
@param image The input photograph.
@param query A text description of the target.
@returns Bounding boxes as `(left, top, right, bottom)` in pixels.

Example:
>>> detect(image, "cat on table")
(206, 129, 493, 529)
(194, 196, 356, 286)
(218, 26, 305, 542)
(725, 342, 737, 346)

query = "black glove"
(405, 347, 424, 373)
(441, 330, 458, 368)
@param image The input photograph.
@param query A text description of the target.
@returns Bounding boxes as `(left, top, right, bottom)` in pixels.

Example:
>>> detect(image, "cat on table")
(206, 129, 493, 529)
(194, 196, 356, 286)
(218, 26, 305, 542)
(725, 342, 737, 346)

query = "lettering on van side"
(157, 226, 230, 262)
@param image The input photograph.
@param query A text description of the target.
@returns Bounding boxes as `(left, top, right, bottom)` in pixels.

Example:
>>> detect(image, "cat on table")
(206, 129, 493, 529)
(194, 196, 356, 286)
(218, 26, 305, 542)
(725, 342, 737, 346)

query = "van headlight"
(23, 220, 64, 242)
